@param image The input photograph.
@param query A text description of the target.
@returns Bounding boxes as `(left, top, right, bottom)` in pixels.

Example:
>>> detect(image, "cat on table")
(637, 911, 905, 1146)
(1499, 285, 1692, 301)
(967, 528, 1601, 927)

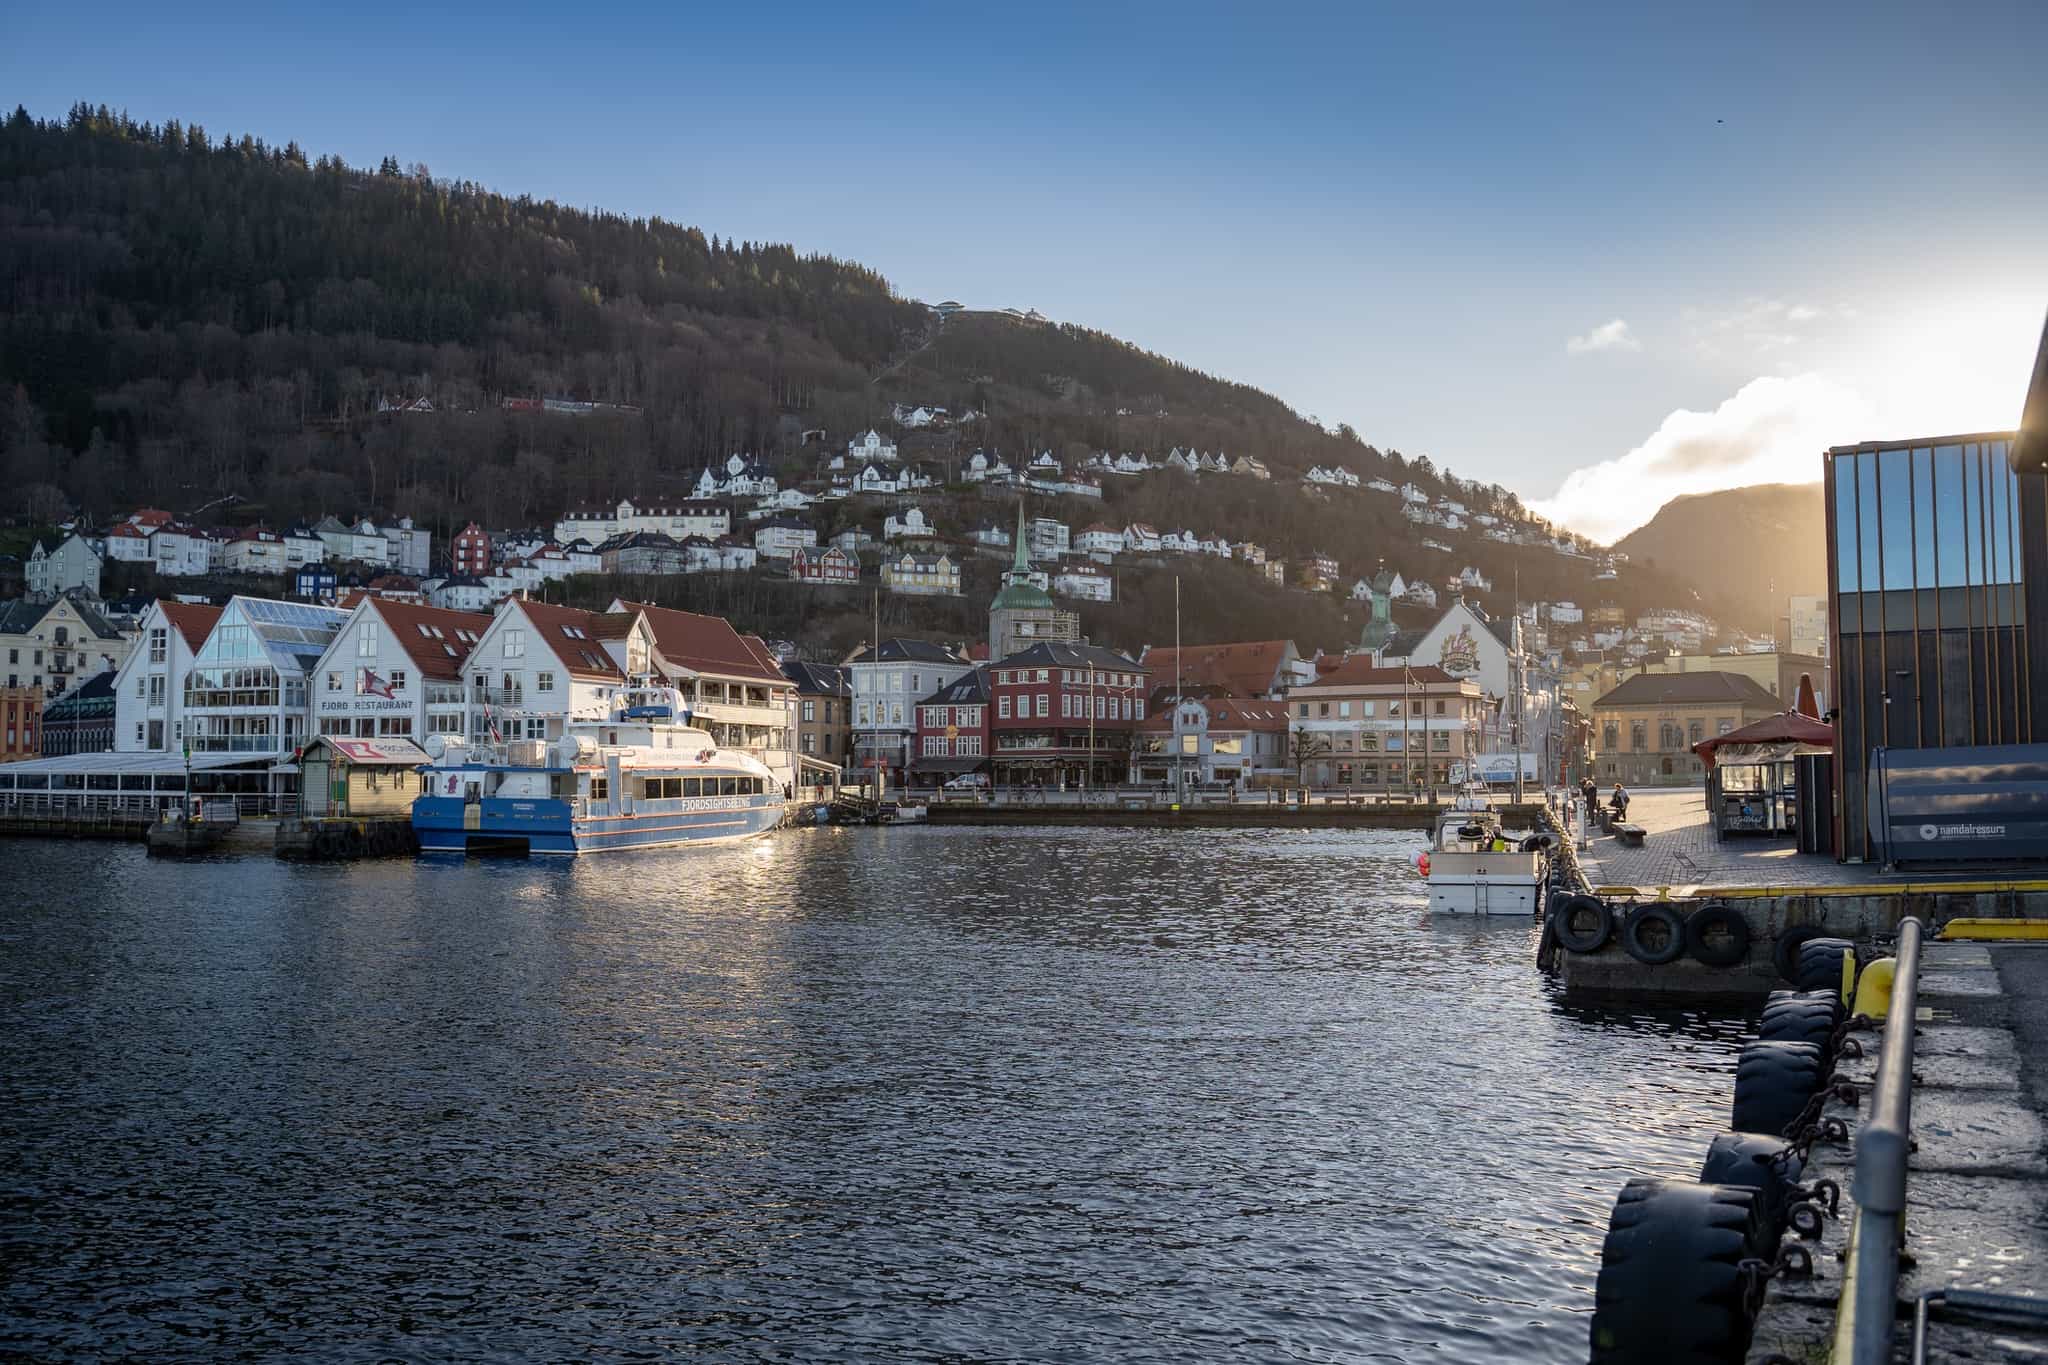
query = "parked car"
(944, 772, 990, 791)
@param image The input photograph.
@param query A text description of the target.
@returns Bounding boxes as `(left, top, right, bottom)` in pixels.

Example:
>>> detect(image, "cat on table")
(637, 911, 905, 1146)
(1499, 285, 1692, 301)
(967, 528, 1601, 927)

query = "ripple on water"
(0, 827, 1750, 1362)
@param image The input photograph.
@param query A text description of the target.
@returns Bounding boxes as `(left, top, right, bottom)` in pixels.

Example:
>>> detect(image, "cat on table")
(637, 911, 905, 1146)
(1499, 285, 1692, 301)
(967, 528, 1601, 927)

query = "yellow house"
(298, 736, 431, 817)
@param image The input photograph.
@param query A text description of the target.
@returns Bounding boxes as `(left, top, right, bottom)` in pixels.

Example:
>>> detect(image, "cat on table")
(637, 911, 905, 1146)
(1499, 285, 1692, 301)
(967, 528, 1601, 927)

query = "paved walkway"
(1571, 787, 1883, 890)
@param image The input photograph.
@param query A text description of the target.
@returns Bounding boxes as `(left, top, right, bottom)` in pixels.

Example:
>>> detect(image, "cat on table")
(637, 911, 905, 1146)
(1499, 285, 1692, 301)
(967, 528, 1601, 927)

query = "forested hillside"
(1613, 483, 1825, 625)
(0, 102, 1529, 539)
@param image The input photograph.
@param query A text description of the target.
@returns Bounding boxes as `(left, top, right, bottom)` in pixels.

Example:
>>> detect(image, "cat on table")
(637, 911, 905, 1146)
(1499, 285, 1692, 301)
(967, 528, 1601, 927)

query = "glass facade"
(1827, 435, 2035, 857)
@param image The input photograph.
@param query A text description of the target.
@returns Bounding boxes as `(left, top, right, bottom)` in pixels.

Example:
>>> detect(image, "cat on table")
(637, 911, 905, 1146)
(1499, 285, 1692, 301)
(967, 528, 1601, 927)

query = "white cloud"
(1565, 318, 1641, 356)
(1530, 372, 1875, 543)
(1685, 298, 1827, 359)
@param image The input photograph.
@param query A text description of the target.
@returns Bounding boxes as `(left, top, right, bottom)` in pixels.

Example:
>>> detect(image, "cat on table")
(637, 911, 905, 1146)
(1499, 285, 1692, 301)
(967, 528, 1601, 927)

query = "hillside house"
(848, 429, 898, 463)
(879, 552, 961, 597)
(1075, 525, 1123, 561)
(790, 545, 859, 586)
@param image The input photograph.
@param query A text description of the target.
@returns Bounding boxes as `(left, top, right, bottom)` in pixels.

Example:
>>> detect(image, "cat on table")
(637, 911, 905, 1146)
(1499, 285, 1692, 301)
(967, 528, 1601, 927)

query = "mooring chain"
(1738, 1243, 1817, 1316)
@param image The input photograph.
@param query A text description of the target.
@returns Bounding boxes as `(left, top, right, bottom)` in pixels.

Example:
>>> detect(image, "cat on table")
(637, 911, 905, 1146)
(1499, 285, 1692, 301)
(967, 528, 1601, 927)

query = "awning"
(1693, 711, 1834, 769)
(301, 737, 432, 766)
(909, 755, 988, 774)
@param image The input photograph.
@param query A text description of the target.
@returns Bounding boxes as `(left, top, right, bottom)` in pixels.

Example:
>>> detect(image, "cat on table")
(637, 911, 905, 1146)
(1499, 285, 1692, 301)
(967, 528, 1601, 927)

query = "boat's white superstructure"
(1420, 784, 1544, 915)
(413, 684, 784, 855)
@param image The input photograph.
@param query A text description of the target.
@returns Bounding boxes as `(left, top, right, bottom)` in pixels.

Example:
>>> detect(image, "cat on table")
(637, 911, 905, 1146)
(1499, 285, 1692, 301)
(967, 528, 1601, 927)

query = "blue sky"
(7, 1, 2047, 539)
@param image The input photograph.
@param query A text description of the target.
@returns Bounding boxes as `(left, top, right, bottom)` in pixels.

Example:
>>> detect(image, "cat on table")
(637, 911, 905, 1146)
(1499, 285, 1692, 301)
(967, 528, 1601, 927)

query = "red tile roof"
(367, 599, 493, 681)
(158, 600, 222, 651)
(613, 600, 786, 683)
(515, 600, 625, 680)
(1138, 640, 1297, 698)
(1135, 697, 1291, 733)
(1300, 660, 1460, 689)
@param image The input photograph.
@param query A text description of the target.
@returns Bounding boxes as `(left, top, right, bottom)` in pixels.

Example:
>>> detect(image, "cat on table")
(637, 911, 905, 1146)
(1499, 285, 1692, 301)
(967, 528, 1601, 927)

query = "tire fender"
(1621, 903, 1686, 966)
(1685, 903, 1753, 969)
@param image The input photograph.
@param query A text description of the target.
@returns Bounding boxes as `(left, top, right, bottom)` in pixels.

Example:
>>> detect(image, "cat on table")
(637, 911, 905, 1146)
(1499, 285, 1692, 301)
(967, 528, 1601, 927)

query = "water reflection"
(0, 827, 1749, 1362)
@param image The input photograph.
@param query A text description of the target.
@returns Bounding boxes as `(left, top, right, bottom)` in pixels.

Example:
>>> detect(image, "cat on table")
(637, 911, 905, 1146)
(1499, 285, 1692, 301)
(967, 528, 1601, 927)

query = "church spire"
(1010, 498, 1030, 574)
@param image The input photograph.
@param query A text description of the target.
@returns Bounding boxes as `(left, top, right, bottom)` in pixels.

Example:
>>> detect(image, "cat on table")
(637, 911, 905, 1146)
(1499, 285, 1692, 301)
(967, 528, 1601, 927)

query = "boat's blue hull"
(413, 794, 784, 855)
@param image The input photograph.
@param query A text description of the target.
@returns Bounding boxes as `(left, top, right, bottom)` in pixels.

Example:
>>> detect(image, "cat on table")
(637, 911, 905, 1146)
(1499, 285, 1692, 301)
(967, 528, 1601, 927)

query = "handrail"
(1835, 915, 1927, 1364)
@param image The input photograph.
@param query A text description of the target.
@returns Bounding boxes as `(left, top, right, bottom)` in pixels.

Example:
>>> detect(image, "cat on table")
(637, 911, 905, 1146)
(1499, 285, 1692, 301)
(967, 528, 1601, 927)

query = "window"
(135, 673, 145, 698)
(148, 627, 167, 664)
(536, 672, 555, 693)
(857, 703, 871, 725)
(503, 629, 525, 659)
(1630, 721, 1647, 751)
(1602, 723, 1618, 751)
(389, 670, 407, 693)
(1717, 718, 1735, 736)
(1298, 702, 1308, 717)
(1432, 732, 1449, 751)
(148, 675, 165, 706)
(999, 696, 1011, 719)
(1318, 702, 1330, 718)
(890, 704, 903, 726)
(803, 700, 816, 722)
(1688, 720, 1704, 746)
(359, 622, 378, 657)
(1434, 700, 1446, 715)
(1036, 694, 1049, 718)
(1660, 722, 1683, 751)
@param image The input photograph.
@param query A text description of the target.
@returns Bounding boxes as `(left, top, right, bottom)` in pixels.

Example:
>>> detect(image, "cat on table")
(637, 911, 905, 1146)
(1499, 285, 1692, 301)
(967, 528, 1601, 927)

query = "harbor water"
(1, 826, 1750, 1362)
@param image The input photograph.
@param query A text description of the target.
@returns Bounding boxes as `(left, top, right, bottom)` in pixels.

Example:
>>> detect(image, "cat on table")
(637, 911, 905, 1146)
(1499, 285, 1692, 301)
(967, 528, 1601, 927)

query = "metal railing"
(1838, 914, 1926, 1365)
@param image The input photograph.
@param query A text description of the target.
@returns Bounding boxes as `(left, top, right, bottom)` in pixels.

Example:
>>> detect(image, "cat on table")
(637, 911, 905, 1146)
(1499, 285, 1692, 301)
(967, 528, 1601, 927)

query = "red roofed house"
(461, 598, 649, 745)
(308, 596, 495, 743)
(1137, 640, 1306, 700)
(609, 599, 799, 789)
(111, 599, 223, 753)
(1285, 660, 1484, 792)
(452, 522, 492, 577)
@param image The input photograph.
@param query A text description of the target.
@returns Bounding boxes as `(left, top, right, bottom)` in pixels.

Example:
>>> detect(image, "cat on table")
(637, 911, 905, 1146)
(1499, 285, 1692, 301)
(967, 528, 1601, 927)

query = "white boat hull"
(1427, 876, 1541, 916)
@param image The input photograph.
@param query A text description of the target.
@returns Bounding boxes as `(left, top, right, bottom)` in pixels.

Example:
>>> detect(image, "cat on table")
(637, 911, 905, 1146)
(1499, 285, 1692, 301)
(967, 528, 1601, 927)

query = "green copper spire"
(1010, 498, 1030, 574)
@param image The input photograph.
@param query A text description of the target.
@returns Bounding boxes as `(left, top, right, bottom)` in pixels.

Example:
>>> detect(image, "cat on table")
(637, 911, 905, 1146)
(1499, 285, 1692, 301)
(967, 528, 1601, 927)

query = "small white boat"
(1418, 785, 1545, 916)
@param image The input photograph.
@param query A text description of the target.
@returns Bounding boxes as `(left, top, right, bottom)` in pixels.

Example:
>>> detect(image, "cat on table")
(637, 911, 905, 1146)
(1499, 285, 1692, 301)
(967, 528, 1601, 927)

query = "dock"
(925, 795, 1546, 830)
(1745, 934, 2048, 1361)
(0, 807, 152, 841)
(1552, 790, 2048, 1000)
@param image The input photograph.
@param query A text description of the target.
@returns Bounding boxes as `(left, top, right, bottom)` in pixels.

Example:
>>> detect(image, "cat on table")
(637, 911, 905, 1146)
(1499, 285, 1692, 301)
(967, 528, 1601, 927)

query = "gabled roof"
(611, 600, 786, 684)
(1136, 641, 1297, 698)
(159, 600, 223, 651)
(846, 638, 967, 666)
(919, 667, 990, 707)
(512, 600, 625, 680)
(1135, 697, 1291, 733)
(0, 599, 52, 635)
(1594, 671, 1782, 709)
(782, 660, 851, 696)
(364, 599, 493, 680)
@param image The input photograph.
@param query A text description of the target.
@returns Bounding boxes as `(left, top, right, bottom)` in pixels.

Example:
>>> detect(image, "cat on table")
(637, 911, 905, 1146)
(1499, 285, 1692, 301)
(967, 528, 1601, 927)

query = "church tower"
(988, 501, 1078, 660)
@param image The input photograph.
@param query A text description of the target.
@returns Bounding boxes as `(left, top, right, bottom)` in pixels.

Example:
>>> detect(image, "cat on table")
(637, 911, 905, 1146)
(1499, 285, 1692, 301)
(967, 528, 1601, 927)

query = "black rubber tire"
(1730, 1040, 1826, 1137)
(1759, 1006, 1838, 1064)
(1552, 894, 1613, 954)
(1685, 903, 1753, 969)
(1621, 903, 1687, 966)
(1793, 937, 1856, 995)
(1590, 1177, 1767, 1363)
(1765, 988, 1846, 1025)
(1698, 1132, 1803, 1250)
(1772, 925, 1831, 983)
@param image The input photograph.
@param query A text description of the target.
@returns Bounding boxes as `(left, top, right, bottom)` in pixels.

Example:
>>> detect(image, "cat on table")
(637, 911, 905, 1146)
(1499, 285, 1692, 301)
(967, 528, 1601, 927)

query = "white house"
(1550, 601, 1585, 625)
(753, 516, 818, 560)
(1026, 518, 1070, 561)
(833, 527, 879, 554)
(381, 518, 433, 576)
(852, 463, 900, 495)
(1366, 477, 1398, 494)
(1052, 562, 1113, 602)
(310, 597, 489, 743)
(1159, 529, 1199, 554)
(25, 534, 102, 598)
(1406, 581, 1439, 608)
(1400, 483, 1431, 504)
(879, 552, 961, 597)
(282, 525, 326, 567)
(964, 451, 1014, 483)
(103, 522, 154, 564)
(848, 429, 898, 463)
(313, 517, 391, 567)
(883, 507, 935, 541)
(460, 598, 643, 745)
(111, 599, 220, 753)
(1075, 524, 1123, 561)
(1122, 524, 1162, 554)
(554, 498, 731, 547)
(223, 527, 290, 576)
(430, 576, 495, 613)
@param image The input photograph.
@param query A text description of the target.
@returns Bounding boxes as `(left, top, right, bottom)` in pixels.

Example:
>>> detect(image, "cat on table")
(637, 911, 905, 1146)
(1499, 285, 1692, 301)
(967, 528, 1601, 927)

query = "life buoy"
(1417, 851, 1431, 877)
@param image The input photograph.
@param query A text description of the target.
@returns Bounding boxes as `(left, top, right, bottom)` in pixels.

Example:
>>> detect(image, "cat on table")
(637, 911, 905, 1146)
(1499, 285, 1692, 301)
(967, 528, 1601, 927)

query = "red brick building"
(910, 667, 990, 788)
(988, 642, 1149, 787)
(1, 686, 41, 763)
(451, 522, 492, 577)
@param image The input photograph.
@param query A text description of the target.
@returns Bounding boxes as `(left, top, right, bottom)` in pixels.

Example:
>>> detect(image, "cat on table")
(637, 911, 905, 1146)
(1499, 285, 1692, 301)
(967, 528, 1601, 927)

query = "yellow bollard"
(1852, 956, 1896, 1020)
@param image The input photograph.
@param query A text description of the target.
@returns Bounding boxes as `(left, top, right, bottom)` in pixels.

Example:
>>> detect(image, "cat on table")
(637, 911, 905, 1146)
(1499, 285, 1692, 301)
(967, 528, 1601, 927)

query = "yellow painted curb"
(1938, 918, 2048, 940)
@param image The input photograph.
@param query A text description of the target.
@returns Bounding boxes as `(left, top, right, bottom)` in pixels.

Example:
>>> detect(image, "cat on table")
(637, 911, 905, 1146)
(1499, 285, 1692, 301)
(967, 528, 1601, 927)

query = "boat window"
(589, 778, 608, 800)
(684, 777, 702, 797)
(720, 777, 739, 796)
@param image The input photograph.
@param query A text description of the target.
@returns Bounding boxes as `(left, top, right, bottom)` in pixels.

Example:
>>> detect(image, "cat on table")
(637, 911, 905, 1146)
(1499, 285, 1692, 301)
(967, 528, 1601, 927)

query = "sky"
(7, 1, 2047, 542)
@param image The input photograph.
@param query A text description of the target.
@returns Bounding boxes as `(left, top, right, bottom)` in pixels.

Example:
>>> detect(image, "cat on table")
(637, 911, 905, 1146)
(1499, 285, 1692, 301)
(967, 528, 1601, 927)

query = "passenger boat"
(1416, 784, 1545, 916)
(412, 685, 784, 855)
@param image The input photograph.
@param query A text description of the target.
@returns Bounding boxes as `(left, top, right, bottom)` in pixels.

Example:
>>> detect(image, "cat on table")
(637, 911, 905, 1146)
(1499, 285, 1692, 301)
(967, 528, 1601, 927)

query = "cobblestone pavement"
(1569, 787, 1880, 890)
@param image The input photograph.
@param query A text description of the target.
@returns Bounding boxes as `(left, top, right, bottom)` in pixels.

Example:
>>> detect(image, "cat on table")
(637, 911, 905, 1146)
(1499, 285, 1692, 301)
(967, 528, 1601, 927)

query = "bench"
(1612, 822, 1647, 847)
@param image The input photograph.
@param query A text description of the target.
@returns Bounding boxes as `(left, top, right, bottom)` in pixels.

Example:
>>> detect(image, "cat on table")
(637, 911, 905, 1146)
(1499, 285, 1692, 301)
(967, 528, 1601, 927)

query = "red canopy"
(1691, 710, 1834, 769)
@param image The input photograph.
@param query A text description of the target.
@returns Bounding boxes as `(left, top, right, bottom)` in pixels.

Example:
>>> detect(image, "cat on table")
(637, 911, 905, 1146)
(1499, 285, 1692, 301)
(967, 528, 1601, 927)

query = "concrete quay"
(925, 796, 1546, 831)
(1746, 941, 2048, 1362)
(1556, 790, 2048, 1001)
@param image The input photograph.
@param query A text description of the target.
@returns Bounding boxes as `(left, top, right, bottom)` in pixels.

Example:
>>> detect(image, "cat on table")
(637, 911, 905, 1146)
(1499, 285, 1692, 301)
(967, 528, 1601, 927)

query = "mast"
(1173, 575, 1183, 804)
(872, 588, 884, 801)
